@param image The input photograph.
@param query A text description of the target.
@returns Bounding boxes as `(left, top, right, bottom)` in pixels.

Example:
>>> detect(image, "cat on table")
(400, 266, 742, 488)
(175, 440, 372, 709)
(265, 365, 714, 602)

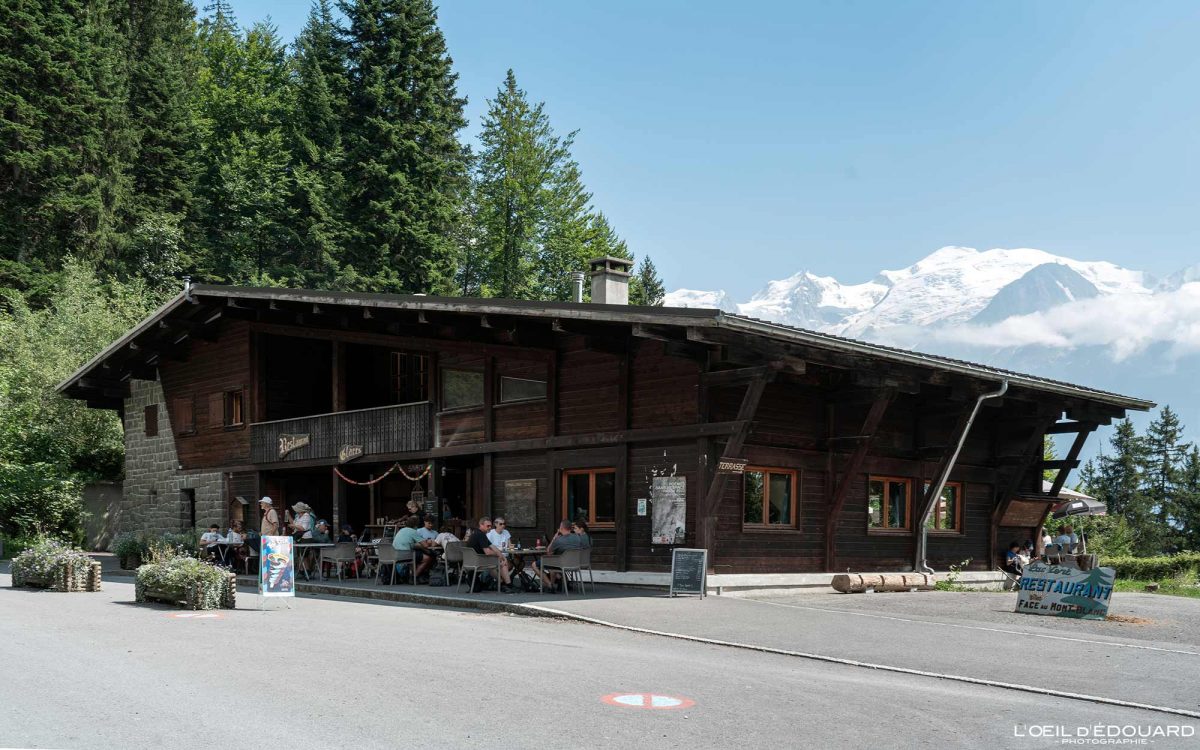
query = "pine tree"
(118, 0, 197, 219)
(631, 255, 666, 306)
(1087, 419, 1156, 555)
(1142, 406, 1188, 549)
(340, 0, 469, 294)
(0, 0, 134, 276)
(1177, 446, 1200, 552)
(191, 5, 294, 283)
(284, 0, 349, 288)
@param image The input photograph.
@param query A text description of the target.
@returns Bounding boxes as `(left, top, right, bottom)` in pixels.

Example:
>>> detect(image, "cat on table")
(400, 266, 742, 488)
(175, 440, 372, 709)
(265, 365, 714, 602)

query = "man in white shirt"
(486, 517, 512, 549)
(200, 524, 222, 547)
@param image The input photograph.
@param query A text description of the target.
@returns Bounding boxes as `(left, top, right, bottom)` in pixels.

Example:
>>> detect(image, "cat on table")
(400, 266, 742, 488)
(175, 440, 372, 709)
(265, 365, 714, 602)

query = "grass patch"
(1113, 574, 1200, 599)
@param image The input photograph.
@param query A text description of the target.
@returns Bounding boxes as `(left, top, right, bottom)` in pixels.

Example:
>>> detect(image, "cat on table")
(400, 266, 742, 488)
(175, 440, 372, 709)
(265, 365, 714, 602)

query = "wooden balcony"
(250, 401, 431, 464)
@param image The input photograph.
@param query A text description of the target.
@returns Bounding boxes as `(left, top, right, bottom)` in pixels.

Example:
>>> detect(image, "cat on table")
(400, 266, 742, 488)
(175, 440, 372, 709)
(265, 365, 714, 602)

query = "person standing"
(289, 502, 316, 539)
(260, 497, 281, 536)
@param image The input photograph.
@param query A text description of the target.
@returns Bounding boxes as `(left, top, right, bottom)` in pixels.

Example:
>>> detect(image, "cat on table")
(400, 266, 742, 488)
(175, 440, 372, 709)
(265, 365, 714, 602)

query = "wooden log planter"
(12, 560, 103, 592)
(135, 570, 237, 610)
(831, 572, 937, 593)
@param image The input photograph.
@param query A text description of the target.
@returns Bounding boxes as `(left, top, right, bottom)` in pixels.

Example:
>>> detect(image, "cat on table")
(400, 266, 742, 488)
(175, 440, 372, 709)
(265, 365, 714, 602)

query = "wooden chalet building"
(59, 258, 1152, 574)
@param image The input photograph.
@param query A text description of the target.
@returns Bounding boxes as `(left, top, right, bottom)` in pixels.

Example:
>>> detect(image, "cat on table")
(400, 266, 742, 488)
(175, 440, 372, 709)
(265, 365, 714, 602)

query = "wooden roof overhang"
(56, 284, 1157, 422)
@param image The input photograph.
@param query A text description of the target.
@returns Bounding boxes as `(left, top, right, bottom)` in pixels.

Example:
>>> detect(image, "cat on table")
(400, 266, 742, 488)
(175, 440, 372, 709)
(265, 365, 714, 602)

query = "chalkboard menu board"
(669, 548, 707, 598)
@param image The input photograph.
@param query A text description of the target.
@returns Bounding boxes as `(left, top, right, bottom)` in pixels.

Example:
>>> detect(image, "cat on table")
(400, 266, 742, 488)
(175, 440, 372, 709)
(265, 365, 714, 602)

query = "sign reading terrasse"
(1015, 560, 1116, 620)
(338, 443, 364, 463)
(716, 457, 748, 474)
(278, 433, 310, 459)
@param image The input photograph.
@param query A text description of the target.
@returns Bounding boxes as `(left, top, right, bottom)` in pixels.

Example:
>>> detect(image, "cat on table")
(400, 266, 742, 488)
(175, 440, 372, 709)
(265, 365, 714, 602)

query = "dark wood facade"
(60, 285, 1153, 574)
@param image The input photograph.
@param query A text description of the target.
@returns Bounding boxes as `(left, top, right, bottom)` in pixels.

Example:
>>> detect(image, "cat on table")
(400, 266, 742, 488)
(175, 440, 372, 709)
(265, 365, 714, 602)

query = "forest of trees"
(0, 0, 666, 304)
(1074, 407, 1200, 557)
(0, 0, 665, 548)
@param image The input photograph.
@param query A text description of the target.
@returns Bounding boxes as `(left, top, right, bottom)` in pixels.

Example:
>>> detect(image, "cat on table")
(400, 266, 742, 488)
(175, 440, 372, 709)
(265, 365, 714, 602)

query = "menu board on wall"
(651, 476, 686, 545)
(504, 479, 538, 528)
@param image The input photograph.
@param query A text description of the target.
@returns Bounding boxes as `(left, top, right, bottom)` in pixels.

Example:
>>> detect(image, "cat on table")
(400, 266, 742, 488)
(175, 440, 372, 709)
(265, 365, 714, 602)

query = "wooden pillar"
(615, 348, 631, 572)
(331, 467, 345, 530)
(483, 353, 495, 442)
(331, 341, 346, 412)
(483, 453, 494, 517)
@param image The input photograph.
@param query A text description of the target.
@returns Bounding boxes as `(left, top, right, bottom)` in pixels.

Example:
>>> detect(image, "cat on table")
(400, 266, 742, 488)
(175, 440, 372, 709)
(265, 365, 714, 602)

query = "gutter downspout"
(915, 379, 1008, 574)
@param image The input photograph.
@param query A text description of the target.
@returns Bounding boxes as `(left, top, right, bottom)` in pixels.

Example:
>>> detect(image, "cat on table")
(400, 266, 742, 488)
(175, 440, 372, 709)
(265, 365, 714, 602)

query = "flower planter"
(12, 560, 102, 592)
(135, 569, 237, 610)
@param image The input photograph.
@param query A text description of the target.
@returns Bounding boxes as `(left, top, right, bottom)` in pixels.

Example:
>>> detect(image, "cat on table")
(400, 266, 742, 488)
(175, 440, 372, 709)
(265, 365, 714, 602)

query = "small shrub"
(113, 532, 149, 563)
(1, 533, 39, 560)
(1099, 552, 1200, 580)
(10, 538, 95, 590)
(935, 558, 973, 591)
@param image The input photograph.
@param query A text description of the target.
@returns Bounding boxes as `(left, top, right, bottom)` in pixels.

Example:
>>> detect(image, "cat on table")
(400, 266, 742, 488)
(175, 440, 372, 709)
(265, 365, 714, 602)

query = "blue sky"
(228, 1, 1200, 299)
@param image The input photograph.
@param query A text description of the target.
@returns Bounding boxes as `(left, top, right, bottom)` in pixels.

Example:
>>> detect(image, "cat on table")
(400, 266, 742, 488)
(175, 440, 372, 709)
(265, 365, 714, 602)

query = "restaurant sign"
(716, 457, 748, 474)
(338, 443, 364, 464)
(278, 433, 310, 459)
(1015, 560, 1116, 620)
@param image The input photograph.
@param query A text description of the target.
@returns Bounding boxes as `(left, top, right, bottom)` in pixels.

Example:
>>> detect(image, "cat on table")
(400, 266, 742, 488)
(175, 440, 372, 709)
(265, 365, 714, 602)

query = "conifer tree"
(284, 0, 349, 287)
(191, 5, 293, 283)
(631, 255, 666, 306)
(1143, 406, 1188, 544)
(1086, 419, 1155, 555)
(0, 0, 134, 276)
(1177, 446, 1200, 552)
(340, 0, 468, 293)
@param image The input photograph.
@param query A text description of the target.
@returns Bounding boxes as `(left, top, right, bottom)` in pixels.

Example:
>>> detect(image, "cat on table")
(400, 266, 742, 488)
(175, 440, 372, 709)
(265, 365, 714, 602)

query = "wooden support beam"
(1046, 421, 1092, 435)
(696, 368, 776, 565)
(989, 416, 1058, 565)
(631, 323, 673, 341)
(824, 389, 896, 572)
(1038, 459, 1081, 472)
(700, 365, 775, 387)
(1048, 424, 1095, 495)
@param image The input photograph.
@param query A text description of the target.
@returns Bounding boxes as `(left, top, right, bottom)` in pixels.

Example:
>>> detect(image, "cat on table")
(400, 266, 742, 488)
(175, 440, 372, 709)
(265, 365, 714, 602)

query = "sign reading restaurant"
(277, 433, 310, 459)
(1015, 561, 1116, 620)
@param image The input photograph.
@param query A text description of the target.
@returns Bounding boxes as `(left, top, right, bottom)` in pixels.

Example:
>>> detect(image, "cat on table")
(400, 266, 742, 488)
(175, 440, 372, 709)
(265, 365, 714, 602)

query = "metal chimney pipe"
(571, 272, 585, 303)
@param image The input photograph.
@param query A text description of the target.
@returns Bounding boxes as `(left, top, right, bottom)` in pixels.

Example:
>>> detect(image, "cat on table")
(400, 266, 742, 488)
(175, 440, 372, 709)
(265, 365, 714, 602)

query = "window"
(173, 397, 195, 435)
(563, 468, 616, 526)
(923, 481, 962, 533)
(224, 390, 244, 427)
(391, 352, 429, 403)
(441, 368, 484, 410)
(742, 467, 797, 527)
(144, 404, 158, 437)
(498, 376, 547, 403)
(868, 476, 910, 531)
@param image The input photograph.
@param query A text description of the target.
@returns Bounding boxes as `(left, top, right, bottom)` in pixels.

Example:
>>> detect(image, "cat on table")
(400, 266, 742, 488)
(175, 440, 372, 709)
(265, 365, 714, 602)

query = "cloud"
(884, 282, 1200, 362)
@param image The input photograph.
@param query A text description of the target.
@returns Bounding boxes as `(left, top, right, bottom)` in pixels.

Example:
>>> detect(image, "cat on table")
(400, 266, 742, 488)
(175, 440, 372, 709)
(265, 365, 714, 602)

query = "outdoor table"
(293, 542, 334, 580)
(204, 542, 242, 569)
(507, 547, 548, 589)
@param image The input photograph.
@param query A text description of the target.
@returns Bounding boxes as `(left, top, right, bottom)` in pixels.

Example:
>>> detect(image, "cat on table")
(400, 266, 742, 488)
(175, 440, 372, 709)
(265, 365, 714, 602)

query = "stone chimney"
(588, 256, 633, 305)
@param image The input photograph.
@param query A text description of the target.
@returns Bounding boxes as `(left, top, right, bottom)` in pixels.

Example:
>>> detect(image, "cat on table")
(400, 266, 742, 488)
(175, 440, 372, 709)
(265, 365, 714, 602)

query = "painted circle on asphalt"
(601, 693, 695, 710)
(167, 612, 224, 619)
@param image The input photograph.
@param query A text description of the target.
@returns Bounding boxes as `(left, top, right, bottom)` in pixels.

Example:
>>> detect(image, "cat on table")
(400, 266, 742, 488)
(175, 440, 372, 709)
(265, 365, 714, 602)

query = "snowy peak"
(970, 263, 1098, 325)
(662, 288, 735, 312)
(736, 271, 887, 328)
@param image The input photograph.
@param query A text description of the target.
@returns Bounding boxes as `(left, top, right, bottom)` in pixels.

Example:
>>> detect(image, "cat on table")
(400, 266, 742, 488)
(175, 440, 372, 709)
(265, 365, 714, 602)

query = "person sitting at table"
(418, 515, 439, 542)
(533, 520, 585, 590)
(1053, 525, 1079, 553)
(1003, 541, 1023, 576)
(310, 519, 332, 543)
(433, 524, 460, 548)
(224, 520, 245, 546)
(468, 517, 513, 592)
(393, 516, 437, 584)
(571, 519, 591, 549)
(288, 502, 316, 540)
(486, 516, 512, 550)
(200, 524, 222, 549)
(336, 524, 356, 543)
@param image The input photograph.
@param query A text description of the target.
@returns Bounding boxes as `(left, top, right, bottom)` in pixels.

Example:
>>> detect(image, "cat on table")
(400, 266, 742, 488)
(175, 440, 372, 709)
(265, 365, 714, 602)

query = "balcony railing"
(250, 401, 432, 464)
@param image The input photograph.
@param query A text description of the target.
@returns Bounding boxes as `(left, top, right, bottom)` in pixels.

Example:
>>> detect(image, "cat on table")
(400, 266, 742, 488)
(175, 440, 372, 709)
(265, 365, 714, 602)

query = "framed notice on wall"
(651, 476, 686, 545)
(504, 479, 538, 528)
(259, 535, 295, 597)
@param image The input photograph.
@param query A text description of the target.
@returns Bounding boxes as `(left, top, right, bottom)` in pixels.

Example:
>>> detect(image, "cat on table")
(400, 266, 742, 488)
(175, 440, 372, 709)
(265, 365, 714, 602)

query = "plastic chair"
(541, 548, 584, 596)
(320, 542, 359, 581)
(578, 547, 595, 593)
(458, 547, 500, 593)
(440, 542, 464, 586)
(375, 545, 416, 585)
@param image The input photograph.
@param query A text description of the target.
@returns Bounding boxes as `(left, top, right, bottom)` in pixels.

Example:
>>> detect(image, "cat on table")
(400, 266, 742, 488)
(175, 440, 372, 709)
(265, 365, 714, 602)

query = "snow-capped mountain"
(665, 246, 1200, 457)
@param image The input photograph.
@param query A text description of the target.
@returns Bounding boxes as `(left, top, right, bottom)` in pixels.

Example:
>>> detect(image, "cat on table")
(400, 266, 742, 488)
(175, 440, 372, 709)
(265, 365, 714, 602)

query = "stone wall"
(117, 379, 227, 544)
